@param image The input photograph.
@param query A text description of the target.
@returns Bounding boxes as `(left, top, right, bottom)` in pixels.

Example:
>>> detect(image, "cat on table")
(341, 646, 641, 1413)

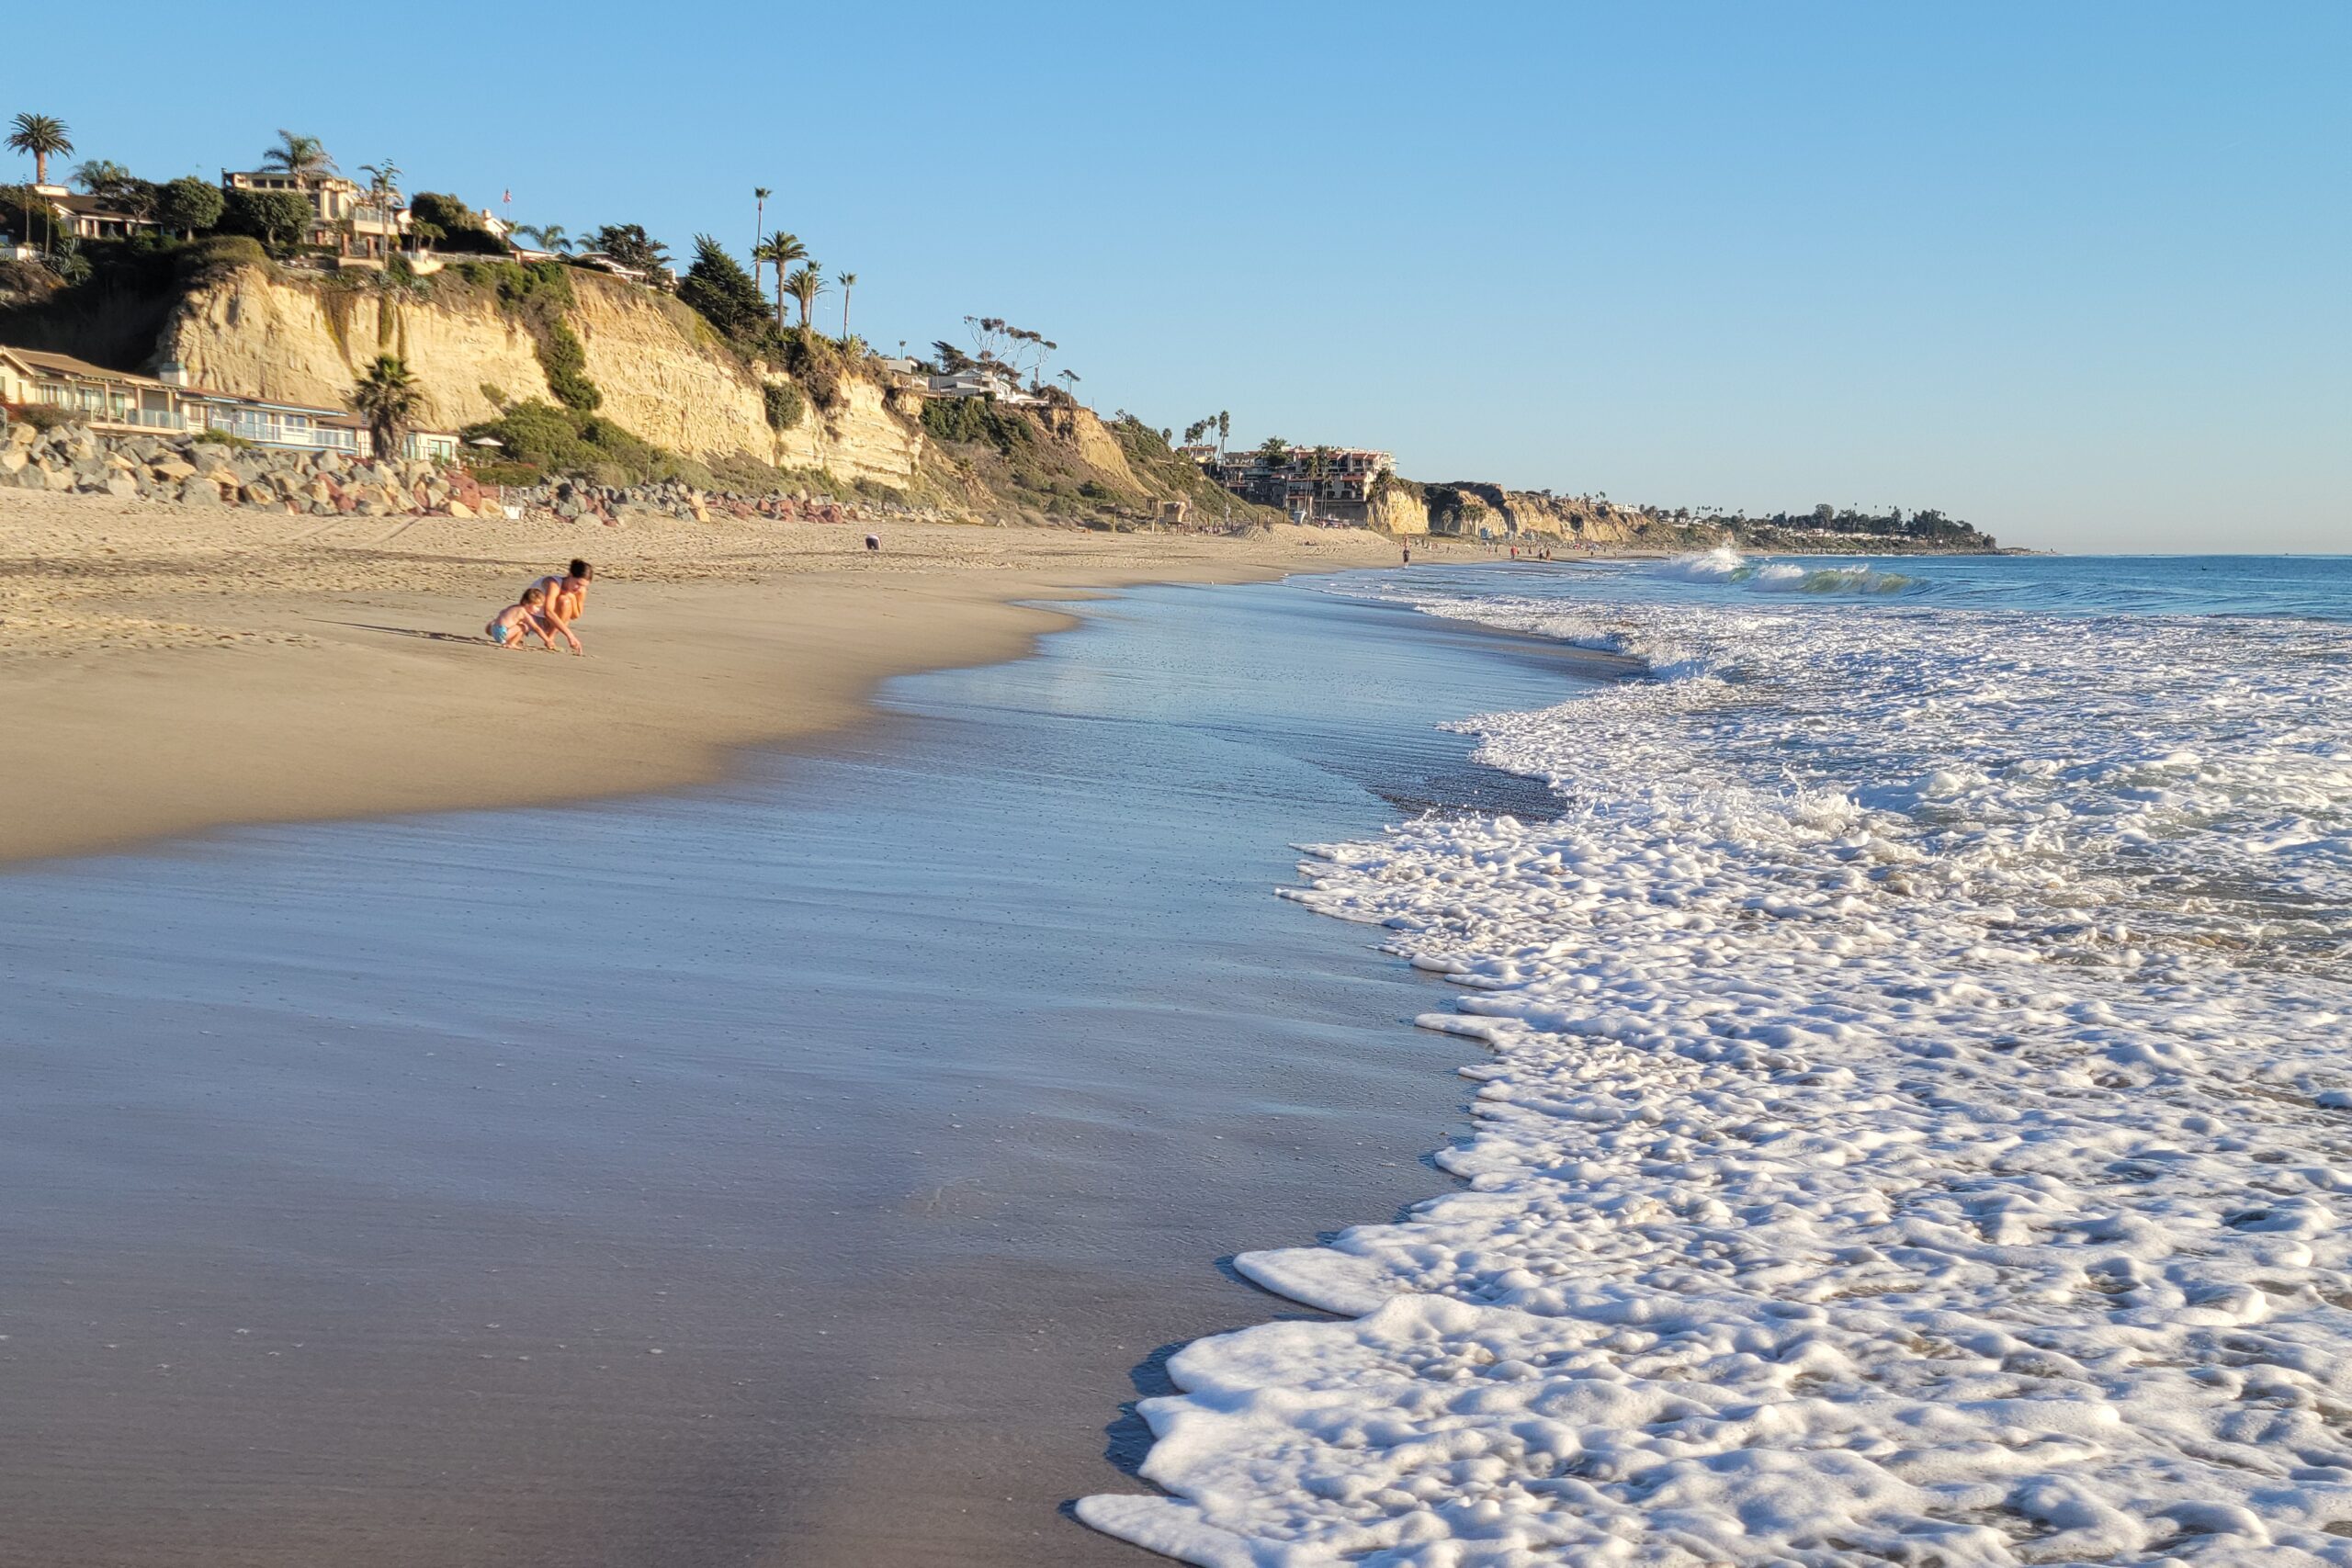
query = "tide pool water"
(1084, 556, 2352, 1566)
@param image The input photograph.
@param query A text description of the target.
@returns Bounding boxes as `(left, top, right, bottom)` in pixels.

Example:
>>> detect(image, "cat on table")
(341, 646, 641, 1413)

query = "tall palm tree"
(835, 271, 856, 339)
(752, 187, 771, 285)
(261, 131, 336, 179)
(6, 113, 72, 187)
(351, 355, 424, 464)
(785, 264, 825, 329)
(753, 231, 807, 331)
(357, 160, 401, 256)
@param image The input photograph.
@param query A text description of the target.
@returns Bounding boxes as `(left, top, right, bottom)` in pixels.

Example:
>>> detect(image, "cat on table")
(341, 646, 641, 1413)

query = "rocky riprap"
(2, 420, 495, 518)
(0, 419, 944, 529)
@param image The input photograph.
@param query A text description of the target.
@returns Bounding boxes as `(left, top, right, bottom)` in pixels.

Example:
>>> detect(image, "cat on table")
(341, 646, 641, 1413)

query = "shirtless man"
(526, 559, 591, 654)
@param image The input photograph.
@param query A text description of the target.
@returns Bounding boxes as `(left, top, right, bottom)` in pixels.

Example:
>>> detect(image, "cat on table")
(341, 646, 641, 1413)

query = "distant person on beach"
(865, 533, 880, 552)
(1402, 545, 1411, 564)
(485, 586, 561, 651)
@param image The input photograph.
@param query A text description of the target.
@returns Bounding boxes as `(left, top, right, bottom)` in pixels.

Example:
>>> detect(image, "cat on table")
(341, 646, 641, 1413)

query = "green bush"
(194, 426, 254, 448)
(409, 193, 507, 256)
(922, 395, 1031, 452)
(460, 399, 680, 483)
(536, 320, 600, 411)
(763, 380, 805, 433)
(219, 187, 314, 254)
(466, 457, 542, 487)
(176, 233, 273, 284)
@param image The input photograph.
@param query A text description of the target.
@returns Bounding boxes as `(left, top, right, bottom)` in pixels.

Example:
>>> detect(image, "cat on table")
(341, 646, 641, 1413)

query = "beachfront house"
(0, 346, 457, 460)
(0, 347, 190, 433)
(1208, 445, 1395, 525)
(220, 169, 409, 260)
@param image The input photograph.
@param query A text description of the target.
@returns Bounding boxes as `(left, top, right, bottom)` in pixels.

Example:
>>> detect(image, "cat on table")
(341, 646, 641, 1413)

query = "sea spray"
(1083, 566, 2352, 1566)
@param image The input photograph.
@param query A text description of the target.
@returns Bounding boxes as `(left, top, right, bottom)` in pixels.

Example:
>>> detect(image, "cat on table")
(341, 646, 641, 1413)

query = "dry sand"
(0, 490, 1489, 864)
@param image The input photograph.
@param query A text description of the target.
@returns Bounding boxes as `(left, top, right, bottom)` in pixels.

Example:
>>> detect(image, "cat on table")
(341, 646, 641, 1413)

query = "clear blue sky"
(19, 1, 2347, 551)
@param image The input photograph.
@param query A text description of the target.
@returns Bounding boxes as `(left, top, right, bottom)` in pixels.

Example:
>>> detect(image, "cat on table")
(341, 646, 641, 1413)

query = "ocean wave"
(1084, 591, 2352, 1566)
(1657, 548, 1916, 597)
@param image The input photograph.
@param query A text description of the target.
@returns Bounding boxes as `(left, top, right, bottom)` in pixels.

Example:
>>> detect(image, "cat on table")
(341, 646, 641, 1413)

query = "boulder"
(103, 473, 142, 500)
(240, 483, 277, 506)
(178, 479, 223, 506)
(150, 457, 197, 481)
(447, 500, 476, 521)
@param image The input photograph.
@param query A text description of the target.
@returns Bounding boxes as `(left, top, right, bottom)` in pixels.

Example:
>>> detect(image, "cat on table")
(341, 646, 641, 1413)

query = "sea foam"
(1082, 578, 2352, 1565)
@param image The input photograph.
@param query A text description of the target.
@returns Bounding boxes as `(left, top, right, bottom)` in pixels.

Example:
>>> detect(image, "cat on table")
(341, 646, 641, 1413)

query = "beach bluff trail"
(0, 487, 1497, 864)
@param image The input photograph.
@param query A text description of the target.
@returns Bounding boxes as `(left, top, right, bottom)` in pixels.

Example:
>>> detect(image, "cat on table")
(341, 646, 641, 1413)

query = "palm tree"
(785, 264, 826, 329)
(753, 231, 807, 331)
(514, 223, 572, 254)
(261, 131, 336, 179)
(835, 271, 856, 339)
(6, 113, 72, 187)
(752, 187, 772, 285)
(1216, 411, 1230, 457)
(351, 355, 424, 464)
(72, 159, 132, 197)
(357, 161, 401, 257)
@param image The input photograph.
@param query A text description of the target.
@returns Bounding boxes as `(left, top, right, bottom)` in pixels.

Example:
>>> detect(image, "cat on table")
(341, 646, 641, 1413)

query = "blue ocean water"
(1085, 550, 2352, 1563)
(1377, 549, 2352, 622)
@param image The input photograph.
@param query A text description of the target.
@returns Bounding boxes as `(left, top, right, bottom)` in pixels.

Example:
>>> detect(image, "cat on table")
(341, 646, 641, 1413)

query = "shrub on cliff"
(922, 395, 1031, 453)
(219, 188, 314, 254)
(678, 236, 769, 345)
(460, 399, 705, 486)
(408, 193, 506, 256)
(175, 234, 274, 286)
(537, 321, 601, 411)
(763, 380, 805, 433)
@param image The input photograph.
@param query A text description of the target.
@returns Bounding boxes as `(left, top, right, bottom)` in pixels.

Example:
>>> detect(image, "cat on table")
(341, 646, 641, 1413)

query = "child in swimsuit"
(487, 586, 560, 650)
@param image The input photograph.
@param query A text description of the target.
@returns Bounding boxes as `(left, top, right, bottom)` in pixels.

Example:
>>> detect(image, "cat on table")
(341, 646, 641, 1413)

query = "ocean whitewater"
(1083, 554, 2352, 1567)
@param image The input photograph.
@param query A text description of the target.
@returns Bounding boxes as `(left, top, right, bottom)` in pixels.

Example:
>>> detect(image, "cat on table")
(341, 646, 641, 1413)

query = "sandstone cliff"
(157, 264, 923, 486)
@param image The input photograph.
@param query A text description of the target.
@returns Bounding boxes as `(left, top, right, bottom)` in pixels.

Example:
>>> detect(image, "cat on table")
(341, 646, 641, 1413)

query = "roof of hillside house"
(0, 346, 173, 387)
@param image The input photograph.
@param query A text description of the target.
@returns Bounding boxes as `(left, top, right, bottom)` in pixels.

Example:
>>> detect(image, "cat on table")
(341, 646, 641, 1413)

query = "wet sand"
(0, 489, 1489, 866)
(0, 575, 1604, 1565)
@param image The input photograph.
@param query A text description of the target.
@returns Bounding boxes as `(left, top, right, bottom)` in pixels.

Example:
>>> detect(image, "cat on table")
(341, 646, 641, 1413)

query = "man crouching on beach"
(486, 585, 564, 651)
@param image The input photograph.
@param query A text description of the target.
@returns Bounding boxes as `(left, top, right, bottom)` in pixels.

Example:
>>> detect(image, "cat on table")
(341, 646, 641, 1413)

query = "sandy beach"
(0, 491, 1487, 864)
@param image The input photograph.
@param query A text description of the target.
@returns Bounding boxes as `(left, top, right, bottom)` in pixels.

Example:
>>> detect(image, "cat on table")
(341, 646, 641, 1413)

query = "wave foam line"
(1081, 592, 2352, 1566)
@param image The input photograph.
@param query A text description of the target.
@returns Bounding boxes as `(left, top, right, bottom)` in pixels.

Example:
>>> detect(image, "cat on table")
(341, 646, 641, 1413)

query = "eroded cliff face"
(1408, 482, 1654, 543)
(157, 265, 924, 486)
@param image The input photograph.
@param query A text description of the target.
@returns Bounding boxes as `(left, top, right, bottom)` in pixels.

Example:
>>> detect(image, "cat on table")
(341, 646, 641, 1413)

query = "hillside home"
(1209, 445, 1394, 523)
(220, 169, 408, 258)
(17, 183, 161, 243)
(925, 367, 1039, 405)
